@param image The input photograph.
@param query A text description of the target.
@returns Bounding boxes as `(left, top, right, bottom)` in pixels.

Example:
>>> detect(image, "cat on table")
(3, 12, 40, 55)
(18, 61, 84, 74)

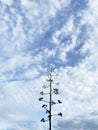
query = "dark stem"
(49, 73, 52, 130)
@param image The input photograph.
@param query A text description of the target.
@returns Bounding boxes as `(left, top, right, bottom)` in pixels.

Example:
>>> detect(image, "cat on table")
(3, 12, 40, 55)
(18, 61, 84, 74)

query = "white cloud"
(80, 0, 98, 53)
(52, 35, 60, 45)
(88, 0, 98, 18)
(1, 0, 13, 6)
(0, 0, 98, 129)
(0, 75, 45, 129)
(61, 16, 74, 35)
(56, 48, 98, 117)
(44, 48, 56, 57)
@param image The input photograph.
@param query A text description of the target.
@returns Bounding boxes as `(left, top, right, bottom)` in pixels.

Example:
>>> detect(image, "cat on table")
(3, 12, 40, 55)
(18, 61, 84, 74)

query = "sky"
(0, 0, 98, 130)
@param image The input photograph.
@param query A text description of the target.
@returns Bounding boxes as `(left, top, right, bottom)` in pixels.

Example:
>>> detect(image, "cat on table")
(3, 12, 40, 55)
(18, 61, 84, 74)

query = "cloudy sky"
(0, 0, 98, 130)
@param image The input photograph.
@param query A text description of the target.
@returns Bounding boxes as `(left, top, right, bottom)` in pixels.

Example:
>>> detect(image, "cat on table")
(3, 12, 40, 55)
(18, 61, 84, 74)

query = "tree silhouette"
(39, 66, 62, 130)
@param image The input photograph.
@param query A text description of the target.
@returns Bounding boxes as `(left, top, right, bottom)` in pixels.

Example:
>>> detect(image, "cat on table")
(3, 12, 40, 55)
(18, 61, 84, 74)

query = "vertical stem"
(49, 73, 52, 130)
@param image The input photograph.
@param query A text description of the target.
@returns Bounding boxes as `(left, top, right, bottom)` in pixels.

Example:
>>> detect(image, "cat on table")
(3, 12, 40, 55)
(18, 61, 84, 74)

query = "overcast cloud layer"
(0, 0, 98, 130)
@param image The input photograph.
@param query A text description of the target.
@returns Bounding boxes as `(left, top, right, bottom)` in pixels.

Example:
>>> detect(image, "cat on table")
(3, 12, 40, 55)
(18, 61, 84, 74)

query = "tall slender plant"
(39, 66, 62, 130)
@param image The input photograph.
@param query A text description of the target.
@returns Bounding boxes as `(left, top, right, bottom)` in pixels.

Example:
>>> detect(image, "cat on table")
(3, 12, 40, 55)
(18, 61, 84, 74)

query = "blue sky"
(0, 0, 98, 130)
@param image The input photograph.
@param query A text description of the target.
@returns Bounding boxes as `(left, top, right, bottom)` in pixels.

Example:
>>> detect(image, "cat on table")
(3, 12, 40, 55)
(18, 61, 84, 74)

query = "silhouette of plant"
(39, 66, 62, 130)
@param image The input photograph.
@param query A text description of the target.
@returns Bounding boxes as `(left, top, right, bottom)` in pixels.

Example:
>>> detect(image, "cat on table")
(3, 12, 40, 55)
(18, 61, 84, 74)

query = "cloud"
(55, 117, 98, 130)
(0, 0, 13, 6)
(0, 77, 45, 130)
(0, 0, 98, 130)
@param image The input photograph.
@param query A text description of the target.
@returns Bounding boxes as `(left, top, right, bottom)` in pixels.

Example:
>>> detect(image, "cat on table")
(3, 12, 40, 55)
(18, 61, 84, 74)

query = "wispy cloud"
(0, 0, 98, 129)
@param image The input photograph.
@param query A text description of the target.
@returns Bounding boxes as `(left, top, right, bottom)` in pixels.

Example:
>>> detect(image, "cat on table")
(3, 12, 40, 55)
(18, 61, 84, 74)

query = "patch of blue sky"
(47, 58, 66, 68)
(73, 15, 82, 27)
(12, 0, 21, 10)
(69, 0, 88, 15)
(76, 24, 89, 49)
(66, 50, 85, 66)
(34, 32, 55, 50)
(65, 30, 88, 67)
(48, 8, 69, 32)
(64, 24, 89, 66)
